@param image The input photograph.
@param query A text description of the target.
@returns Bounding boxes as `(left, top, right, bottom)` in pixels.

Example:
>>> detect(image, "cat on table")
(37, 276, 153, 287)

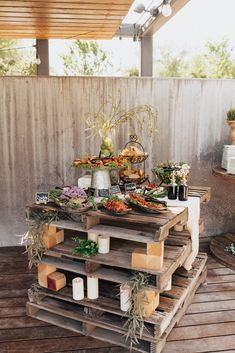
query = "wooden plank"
(163, 335, 235, 353)
(187, 299, 235, 314)
(177, 310, 235, 327)
(207, 274, 235, 284)
(167, 321, 235, 341)
(0, 325, 78, 343)
(52, 219, 157, 244)
(0, 315, 47, 329)
(196, 282, 235, 293)
(193, 290, 235, 303)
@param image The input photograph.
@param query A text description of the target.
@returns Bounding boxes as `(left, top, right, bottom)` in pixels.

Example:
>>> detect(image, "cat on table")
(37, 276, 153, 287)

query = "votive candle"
(87, 275, 99, 299)
(98, 235, 110, 254)
(72, 277, 84, 300)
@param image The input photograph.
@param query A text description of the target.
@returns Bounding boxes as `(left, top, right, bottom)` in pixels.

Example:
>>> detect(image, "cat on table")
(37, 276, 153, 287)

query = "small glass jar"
(168, 184, 178, 199)
(178, 184, 188, 201)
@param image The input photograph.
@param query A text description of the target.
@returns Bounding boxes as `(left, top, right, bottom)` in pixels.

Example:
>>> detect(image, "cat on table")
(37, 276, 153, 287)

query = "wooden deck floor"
(0, 246, 235, 353)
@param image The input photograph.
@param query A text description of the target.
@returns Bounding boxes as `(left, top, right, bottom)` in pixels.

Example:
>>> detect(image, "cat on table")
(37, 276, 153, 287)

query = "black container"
(168, 185, 178, 199)
(178, 185, 188, 201)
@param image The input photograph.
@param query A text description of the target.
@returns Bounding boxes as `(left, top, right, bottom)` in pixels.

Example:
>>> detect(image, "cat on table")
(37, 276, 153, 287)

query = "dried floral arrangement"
(85, 96, 158, 157)
(22, 209, 67, 269)
(123, 272, 154, 349)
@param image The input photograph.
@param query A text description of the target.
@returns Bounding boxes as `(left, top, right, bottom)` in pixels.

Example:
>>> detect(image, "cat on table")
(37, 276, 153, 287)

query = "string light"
(133, 0, 172, 18)
(0, 43, 41, 65)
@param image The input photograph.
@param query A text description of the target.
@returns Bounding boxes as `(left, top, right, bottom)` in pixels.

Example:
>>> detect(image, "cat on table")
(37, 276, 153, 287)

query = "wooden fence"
(0, 77, 234, 245)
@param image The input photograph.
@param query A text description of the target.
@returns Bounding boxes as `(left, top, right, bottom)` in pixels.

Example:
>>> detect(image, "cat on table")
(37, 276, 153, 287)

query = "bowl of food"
(119, 168, 148, 184)
(120, 145, 148, 164)
(49, 186, 90, 213)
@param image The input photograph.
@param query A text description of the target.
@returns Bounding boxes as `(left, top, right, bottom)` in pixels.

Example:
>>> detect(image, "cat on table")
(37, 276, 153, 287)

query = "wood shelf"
(44, 235, 192, 290)
(212, 166, 235, 184)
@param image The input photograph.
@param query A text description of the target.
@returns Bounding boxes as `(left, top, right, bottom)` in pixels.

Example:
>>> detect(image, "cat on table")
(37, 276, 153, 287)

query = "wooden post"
(140, 36, 153, 77)
(36, 39, 49, 76)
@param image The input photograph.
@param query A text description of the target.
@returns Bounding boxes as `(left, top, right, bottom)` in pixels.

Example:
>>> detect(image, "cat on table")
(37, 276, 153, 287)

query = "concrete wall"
(0, 77, 234, 246)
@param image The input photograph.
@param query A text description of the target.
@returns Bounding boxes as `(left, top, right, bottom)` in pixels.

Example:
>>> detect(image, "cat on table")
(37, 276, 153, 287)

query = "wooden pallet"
(27, 253, 207, 353)
(188, 186, 211, 203)
(83, 208, 188, 242)
(43, 233, 192, 291)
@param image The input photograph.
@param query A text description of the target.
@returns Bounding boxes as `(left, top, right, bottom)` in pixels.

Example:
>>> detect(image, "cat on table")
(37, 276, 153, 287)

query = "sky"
(47, 0, 235, 75)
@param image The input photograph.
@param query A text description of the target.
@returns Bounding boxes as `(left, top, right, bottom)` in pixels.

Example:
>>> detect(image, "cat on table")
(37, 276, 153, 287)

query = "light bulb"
(162, 4, 172, 17)
(35, 57, 41, 65)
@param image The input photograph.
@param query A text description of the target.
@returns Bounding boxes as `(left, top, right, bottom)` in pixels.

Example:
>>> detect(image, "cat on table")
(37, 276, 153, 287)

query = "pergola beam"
(142, 0, 190, 37)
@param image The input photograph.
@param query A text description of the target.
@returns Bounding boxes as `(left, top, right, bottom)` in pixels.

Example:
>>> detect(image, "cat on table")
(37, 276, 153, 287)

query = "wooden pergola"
(0, 0, 189, 75)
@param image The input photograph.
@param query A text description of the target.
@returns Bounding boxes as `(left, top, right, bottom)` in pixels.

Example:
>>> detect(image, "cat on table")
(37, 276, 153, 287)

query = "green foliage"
(0, 39, 36, 75)
(62, 40, 111, 76)
(155, 37, 235, 79)
(126, 67, 139, 77)
(155, 47, 189, 77)
(72, 237, 98, 257)
(227, 109, 235, 121)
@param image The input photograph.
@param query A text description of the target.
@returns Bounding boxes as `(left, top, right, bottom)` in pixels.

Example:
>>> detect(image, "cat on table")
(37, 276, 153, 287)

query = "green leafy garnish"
(72, 237, 98, 257)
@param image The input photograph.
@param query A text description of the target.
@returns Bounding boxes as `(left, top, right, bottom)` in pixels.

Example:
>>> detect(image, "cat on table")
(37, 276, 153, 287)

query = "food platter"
(126, 193, 168, 214)
(102, 197, 132, 216)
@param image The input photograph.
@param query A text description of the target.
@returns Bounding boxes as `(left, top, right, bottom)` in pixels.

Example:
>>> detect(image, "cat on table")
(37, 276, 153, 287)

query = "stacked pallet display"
(26, 186, 210, 353)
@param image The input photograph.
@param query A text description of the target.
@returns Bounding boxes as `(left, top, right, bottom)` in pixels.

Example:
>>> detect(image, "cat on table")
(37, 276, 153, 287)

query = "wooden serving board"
(210, 233, 235, 270)
(27, 253, 207, 353)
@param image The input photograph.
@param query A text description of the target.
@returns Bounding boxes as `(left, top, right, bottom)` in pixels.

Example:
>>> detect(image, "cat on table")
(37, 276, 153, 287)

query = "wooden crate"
(27, 253, 207, 353)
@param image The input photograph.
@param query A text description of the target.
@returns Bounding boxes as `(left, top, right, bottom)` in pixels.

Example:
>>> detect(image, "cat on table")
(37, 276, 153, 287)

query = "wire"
(0, 45, 36, 52)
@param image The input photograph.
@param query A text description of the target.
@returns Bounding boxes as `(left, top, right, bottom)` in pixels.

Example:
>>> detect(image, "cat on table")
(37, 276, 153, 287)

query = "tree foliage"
(155, 38, 235, 79)
(62, 40, 110, 76)
(0, 39, 36, 75)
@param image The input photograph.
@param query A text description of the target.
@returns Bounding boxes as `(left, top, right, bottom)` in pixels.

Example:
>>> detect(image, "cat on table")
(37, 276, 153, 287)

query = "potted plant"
(227, 108, 235, 145)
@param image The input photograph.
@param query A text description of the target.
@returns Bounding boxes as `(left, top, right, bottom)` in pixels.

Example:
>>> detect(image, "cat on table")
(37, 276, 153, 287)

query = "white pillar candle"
(165, 276, 172, 291)
(120, 283, 131, 312)
(72, 277, 84, 301)
(88, 232, 99, 243)
(87, 276, 99, 299)
(98, 235, 110, 254)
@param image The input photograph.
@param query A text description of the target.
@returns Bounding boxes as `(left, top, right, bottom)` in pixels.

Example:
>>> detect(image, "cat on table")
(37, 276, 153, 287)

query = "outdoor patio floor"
(0, 246, 235, 353)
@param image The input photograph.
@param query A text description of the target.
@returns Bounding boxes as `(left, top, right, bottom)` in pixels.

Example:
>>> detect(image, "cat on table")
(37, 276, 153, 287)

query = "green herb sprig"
(72, 237, 98, 257)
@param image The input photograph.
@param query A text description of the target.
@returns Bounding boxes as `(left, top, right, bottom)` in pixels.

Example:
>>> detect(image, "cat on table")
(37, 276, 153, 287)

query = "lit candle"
(87, 276, 99, 299)
(98, 235, 110, 254)
(72, 277, 84, 300)
(88, 232, 99, 243)
(165, 276, 172, 291)
(120, 283, 131, 312)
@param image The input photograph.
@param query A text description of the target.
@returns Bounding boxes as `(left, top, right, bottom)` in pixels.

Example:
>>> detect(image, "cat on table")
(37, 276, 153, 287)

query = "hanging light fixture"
(133, 0, 172, 18)
(162, 0, 172, 17)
